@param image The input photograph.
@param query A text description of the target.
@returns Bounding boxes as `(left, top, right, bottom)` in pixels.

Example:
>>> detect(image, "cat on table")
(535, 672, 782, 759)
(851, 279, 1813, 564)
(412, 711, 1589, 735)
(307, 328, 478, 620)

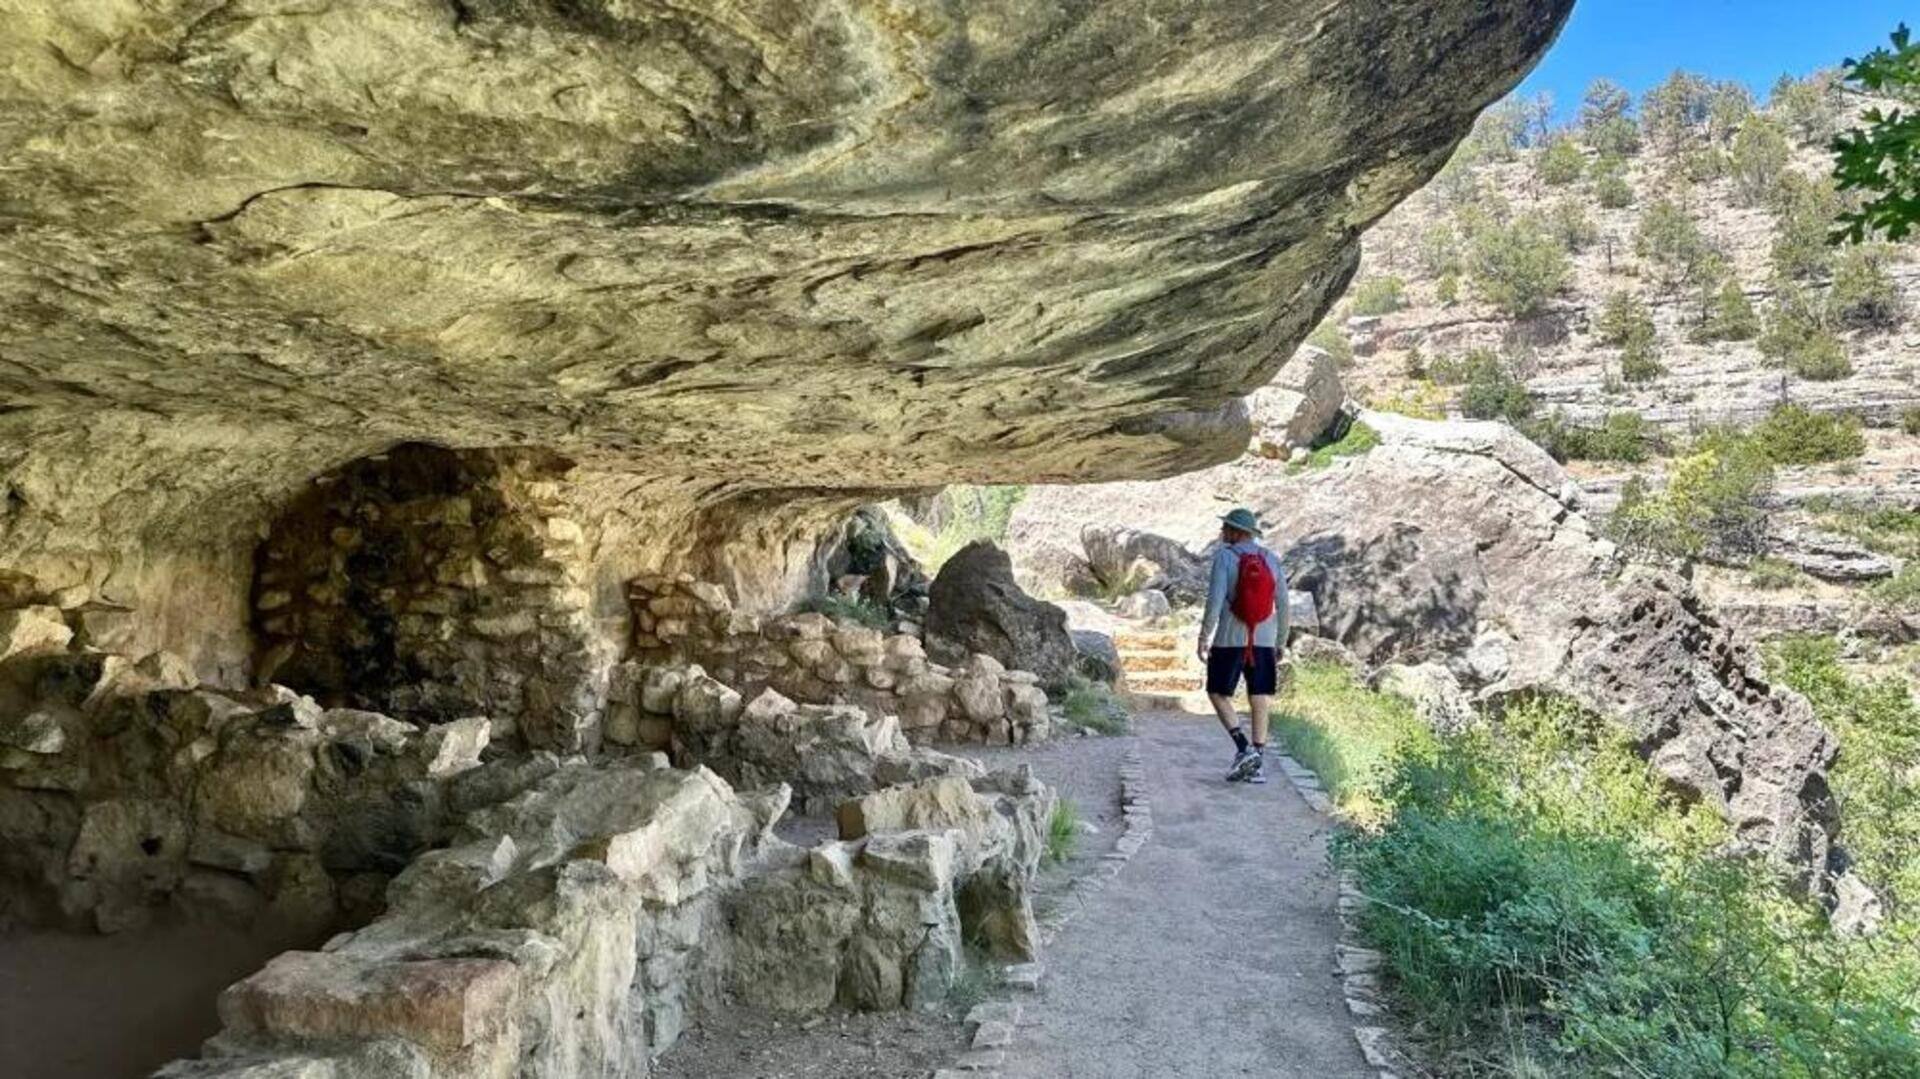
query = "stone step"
(1126, 673, 1202, 692)
(1127, 689, 1212, 713)
(1119, 651, 1190, 673)
(1113, 631, 1179, 651)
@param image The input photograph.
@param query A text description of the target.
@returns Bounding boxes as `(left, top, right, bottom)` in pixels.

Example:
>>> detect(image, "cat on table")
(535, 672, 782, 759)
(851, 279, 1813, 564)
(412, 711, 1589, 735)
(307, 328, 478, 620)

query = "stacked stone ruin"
(627, 573, 1053, 747)
(0, 450, 1061, 1078)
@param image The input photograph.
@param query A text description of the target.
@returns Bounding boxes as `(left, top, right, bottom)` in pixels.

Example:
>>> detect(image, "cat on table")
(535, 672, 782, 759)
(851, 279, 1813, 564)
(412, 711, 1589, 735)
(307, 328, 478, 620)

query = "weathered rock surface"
(1766, 524, 1901, 583)
(925, 542, 1077, 692)
(1251, 346, 1348, 457)
(0, 2, 1572, 680)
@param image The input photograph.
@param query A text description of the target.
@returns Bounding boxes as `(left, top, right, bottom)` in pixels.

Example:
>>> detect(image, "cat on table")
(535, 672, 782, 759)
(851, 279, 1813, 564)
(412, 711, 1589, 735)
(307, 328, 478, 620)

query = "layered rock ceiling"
(0, 0, 1573, 675)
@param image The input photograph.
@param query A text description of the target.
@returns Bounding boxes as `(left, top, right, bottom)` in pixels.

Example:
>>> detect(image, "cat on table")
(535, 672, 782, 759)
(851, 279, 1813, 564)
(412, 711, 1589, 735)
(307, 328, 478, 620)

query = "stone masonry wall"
(628, 572, 1050, 746)
(253, 444, 615, 752)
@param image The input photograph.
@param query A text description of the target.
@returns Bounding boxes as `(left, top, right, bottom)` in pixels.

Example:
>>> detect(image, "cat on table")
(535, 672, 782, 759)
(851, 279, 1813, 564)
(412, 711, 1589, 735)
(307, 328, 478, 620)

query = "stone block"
(0, 605, 72, 662)
(219, 952, 520, 1054)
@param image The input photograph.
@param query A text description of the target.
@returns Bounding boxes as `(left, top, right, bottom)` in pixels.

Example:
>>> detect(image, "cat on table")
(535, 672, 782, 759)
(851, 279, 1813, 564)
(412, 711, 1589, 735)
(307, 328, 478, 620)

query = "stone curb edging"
(1274, 753, 1419, 1079)
(930, 738, 1153, 1078)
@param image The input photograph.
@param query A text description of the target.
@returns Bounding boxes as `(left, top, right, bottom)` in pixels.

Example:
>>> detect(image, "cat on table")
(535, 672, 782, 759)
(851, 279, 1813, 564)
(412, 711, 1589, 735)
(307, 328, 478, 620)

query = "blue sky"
(1516, 1, 1909, 119)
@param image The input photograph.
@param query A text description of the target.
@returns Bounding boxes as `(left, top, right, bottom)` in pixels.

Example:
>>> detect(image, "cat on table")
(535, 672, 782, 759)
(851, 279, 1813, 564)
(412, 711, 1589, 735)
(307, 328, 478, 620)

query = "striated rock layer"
(0, 1, 1572, 676)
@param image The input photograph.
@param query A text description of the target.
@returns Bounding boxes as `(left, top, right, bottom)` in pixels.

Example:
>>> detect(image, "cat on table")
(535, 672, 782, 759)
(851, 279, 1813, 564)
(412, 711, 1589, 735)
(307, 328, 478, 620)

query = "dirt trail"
(1000, 711, 1373, 1079)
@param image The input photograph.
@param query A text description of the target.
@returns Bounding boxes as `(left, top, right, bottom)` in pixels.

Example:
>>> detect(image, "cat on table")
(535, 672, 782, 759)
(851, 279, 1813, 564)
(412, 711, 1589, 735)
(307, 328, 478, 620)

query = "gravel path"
(1001, 712, 1373, 1079)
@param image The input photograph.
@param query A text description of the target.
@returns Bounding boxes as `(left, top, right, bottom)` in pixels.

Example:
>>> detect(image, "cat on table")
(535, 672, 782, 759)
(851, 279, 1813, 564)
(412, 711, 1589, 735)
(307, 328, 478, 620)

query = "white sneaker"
(1226, 747, 1260, 782)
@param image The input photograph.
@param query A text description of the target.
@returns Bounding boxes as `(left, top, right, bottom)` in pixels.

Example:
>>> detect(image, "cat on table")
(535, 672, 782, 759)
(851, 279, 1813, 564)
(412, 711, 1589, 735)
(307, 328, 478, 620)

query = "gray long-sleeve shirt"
(1199, 540, 1288, 649)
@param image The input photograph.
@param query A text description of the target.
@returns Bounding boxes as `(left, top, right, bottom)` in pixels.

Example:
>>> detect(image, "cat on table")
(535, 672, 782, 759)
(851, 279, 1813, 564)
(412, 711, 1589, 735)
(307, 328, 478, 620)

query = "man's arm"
(1271, 553, 1290, 650)
(1197, 548, 1230, 662)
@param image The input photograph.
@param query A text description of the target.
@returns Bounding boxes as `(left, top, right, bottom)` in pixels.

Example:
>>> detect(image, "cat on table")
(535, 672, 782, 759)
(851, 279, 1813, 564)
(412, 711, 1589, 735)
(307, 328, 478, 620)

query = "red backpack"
(1231, 549, 1277, 659)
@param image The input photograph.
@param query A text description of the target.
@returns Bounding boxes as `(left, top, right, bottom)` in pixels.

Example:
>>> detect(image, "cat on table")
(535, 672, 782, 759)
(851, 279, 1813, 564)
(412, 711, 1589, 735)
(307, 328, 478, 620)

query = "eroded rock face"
(0, 1, 1572, 676)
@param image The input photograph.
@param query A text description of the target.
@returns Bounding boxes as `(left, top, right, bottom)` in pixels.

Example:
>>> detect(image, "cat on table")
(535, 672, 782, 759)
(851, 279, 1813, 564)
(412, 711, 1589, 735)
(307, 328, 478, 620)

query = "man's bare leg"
(1207, 692, 1239, 733)
(1249, 694, 1272, 748)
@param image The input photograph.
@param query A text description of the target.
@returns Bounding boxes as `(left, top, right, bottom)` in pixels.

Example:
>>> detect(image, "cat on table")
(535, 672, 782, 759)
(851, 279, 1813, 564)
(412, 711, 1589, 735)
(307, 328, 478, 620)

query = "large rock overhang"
(0, 1, 1574, 670)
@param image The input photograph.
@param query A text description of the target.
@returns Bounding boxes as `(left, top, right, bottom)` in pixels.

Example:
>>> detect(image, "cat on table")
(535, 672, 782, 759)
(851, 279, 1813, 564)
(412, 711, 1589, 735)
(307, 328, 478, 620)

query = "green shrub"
(1610, 438, 1773, 560)
(1326, 689, 1920, 1076)
(1447, 351, 1534, 423)
(1759, 289, 1852, 381)
(1524, 410, 1656, 463)
(1535, 134, 1586, 186)
(1594, 290, 1653, 346)
(1271, 661, 1435, 824)
(1347, 275, 1407, 317)
(1592, 156, 1636, 208)
(1061, 678, 1128, 736)
(1547, 199, 1598, 252)
(1692, 279, 1760, 341)
(1904, 408, 1920, 437)
(1769, 174, 1843, 281)
(1307, 321, 1354, 366)
(1466, 213, 1570, 317)
(894, 485, 1030, 571)
(1635, 198, 1714, 290)
(1747, 557, 1802, 590)
(1870, 564, 1920, 614)
(1434, 272, 1460, 305)
(1579, 79, 1639, 155)
(1768, 71, 1843, 145)
(1045, 799, 1080, 864)
(1643, 69, 1714, 151)
(1290, 421, 1380, 472)
(1707, 79, 1756, 145)
(1748, 403, 1865, 465)
(1830, 245, 1904, 329)
(801, 593, 890, 628)
(1416, 223, 1462, 276)
(1728, 115, 1791, 204)
(1620, 333, 1663, 382)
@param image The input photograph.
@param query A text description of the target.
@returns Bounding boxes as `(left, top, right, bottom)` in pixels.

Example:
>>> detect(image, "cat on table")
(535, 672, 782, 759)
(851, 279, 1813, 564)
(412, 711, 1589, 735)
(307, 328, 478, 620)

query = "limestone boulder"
(1080, 528, 1209, 604)
(1250, 345, 1347, 454)
(925, 542, 1077, 692)
(1374, 664, 1475, 735)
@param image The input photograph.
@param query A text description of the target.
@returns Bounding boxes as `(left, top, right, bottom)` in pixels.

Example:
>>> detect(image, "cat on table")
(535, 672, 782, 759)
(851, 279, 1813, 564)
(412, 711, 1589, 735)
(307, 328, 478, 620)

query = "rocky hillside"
(1322, 70, 1920, 660)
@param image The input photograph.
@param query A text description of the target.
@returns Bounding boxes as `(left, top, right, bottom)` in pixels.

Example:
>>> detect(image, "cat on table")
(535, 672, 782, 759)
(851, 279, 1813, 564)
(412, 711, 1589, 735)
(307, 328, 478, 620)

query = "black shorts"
(1206, 646, 1278, 697)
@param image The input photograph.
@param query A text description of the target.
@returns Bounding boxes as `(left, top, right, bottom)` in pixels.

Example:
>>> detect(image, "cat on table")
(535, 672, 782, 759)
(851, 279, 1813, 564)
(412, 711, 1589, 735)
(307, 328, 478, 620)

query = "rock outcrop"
(0, 1, 1573, 683)
(925, 542, 1078, 692)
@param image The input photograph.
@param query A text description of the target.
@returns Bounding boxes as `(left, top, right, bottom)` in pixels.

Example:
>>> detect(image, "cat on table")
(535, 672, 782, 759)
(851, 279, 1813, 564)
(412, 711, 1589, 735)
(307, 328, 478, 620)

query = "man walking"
(1197, 507, 1288, 783)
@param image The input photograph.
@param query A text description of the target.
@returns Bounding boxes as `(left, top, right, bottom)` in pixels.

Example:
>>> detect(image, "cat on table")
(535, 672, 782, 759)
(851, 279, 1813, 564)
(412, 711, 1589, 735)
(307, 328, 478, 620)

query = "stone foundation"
(628, 573, 1051, 745)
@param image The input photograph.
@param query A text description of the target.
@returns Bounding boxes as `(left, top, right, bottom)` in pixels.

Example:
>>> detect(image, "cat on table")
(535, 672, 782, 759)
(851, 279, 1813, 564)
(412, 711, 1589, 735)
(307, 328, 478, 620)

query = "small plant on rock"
(803, 593, 890, 629)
